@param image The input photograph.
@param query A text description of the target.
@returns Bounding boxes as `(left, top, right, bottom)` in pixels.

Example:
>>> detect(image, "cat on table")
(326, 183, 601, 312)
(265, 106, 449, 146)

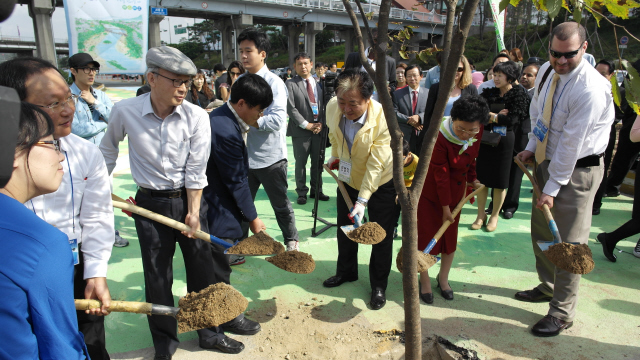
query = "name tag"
(493, 125, 507, 136)
(533, 118, 548, 143)
(338, 160, 352, 183)
(311, 103, 319, 118)
(68, 233, 79, 266)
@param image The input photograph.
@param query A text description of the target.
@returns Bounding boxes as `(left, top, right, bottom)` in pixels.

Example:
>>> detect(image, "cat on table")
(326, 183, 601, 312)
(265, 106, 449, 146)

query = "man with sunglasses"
(516, 22, 614, 337)
(0, 57, 115, 359)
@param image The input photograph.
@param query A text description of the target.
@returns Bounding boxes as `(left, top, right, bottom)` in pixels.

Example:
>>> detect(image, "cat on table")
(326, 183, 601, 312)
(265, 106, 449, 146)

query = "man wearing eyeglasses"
(0, 57, 115, 359)
(101, 46, 254, 358)
(392, 64, 427, 153)
(516, 22, 614, 337)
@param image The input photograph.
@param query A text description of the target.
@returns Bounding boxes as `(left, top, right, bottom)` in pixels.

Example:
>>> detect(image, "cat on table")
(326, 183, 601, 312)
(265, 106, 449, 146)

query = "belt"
(575, 153, 603, 168)
(138, 187, 185, 199)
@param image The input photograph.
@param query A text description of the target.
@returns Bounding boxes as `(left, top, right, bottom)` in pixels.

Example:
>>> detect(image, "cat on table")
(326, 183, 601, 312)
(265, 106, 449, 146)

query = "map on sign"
(63, 0, 149, 74)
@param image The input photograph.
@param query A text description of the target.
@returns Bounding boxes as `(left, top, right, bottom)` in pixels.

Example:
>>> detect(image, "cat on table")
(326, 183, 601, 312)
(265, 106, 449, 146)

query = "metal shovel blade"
(537, 241, 580, 252)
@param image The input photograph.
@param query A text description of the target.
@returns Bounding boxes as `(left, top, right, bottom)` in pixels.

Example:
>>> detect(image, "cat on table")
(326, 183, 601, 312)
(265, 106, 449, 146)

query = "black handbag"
(481, 131, 501, 147)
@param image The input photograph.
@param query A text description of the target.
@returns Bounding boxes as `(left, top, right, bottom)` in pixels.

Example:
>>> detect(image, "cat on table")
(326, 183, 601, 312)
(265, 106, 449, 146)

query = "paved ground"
(104, 88, 640, 360)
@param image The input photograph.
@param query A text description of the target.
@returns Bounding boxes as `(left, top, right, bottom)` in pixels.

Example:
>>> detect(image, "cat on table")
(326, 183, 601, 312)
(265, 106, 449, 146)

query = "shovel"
(111, 194, 283, 256)
(322, 164, 386, 245)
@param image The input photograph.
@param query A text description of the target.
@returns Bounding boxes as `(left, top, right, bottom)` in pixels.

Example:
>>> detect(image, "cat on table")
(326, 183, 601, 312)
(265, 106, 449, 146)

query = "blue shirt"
(0, 194, 88, 360)
(424, 65, 440, 89)
(70, 82, 113, 145)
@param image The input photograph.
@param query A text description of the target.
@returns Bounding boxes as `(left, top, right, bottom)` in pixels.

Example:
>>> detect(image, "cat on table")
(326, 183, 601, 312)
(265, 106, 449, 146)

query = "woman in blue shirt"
(0, 103, 89, 359)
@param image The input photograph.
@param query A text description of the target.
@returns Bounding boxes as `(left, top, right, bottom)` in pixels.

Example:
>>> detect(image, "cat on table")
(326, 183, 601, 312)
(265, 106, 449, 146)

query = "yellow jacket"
(327, 97, 393, 200)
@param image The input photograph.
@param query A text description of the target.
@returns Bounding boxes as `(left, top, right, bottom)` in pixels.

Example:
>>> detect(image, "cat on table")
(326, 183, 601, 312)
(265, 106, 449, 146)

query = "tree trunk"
(479, 0, 486, 41)
(441, 0, 457, 77)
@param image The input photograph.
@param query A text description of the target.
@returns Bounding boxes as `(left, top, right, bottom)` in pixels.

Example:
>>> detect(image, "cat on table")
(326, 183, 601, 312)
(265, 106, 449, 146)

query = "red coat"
(417, 129, 482, 255)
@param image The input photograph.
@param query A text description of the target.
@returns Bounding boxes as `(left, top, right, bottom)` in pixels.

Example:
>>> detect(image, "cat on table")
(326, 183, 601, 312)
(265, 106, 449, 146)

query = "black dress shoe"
(221, 317, 261, 335)
(514, 288, 552, 302)
(310, 192, 330, 201)
(503, 211, 514, 219)
(370, 289, 386, 310)
(297, 196, 307, 205)
(592, 207, 601, 215)
(436, 275, 453, 300)
(323, 275, 357, 288)
(604, 189, 620, 198)
(154, 355, 172, 360)
(598, 233, 617, 262)
(531, 315, 573, 337)
(419, 292, 434, 304)
(199, 335, 245, 354)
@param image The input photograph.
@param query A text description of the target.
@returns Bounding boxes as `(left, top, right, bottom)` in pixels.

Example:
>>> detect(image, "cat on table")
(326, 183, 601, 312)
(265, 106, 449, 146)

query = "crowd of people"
(0, 21, 639, 359)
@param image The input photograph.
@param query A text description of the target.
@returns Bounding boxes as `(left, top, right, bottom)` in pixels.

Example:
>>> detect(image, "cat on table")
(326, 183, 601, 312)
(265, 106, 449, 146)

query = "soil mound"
(266, 251, 316, 274)
(176, 283, 248, 333)
(396, 247, 438, 273)
(543, 243, 594, 274)
(226, 231, 285, 255)
(348, 222, 386, 244)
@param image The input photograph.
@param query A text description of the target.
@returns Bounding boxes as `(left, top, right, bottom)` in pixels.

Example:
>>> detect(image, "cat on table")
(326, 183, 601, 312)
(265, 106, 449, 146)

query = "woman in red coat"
(417, 95, 490, 304)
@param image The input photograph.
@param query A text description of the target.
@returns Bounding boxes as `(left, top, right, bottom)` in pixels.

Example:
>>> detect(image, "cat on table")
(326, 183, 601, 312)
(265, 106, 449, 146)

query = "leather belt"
(575, 153, 603, 168)
(138, 187, 185, 199)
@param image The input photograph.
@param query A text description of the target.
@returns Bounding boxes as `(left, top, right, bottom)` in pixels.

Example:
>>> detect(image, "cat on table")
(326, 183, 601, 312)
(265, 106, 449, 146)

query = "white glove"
(349, 202, 365, 227)
(326, 156, 339, 170)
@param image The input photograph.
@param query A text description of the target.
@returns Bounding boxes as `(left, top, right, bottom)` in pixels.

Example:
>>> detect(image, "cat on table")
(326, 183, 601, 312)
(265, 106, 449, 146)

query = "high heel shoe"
(486, 215, 499, 232)
(436, 274, 454, 300)
(419, 282, 434, 304)
(470, 213, 487, 230)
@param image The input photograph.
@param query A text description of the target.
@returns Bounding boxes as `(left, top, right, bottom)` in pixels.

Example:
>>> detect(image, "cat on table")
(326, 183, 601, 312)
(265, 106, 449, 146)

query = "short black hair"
(493, 53, 511, 64)
(331, 63, 337, 67)
(229, 73, 273, 110)
(237, 28, 270, 56)
(550, 22, 586, 47)
(0, 57, 58, 100)
(405, 64, 422, 76)
(450, 95, 490, 125)
(435, 51, 443, 64)
(492, 61, 520, 83)
(315, 62, 324, 69)
(523, 63, 540, 72)
(294, 52, 311, 63)
(402, 139, 410, 156)
(596, 60, 614, 75)
(335, 68, 375, 100)
(17, 102, 55, 153)
(213, 63, 226, 73)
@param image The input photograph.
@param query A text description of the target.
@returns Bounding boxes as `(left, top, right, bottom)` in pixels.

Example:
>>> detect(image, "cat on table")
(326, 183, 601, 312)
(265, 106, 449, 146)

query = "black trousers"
(292, 133, 323, 197)
(74, 249, 109, 360)
(133, 190, 230, 356)
(488, 134, 527, 214)
(336, 180, 399, 291)
(593, 123, 618, 209)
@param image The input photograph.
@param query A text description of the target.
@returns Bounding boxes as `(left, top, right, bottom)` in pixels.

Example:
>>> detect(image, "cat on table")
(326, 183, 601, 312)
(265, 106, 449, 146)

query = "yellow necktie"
(535, 73, 560, 164)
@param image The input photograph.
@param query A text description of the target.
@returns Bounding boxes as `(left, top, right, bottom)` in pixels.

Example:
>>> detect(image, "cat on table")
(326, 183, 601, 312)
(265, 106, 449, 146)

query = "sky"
(0, 4, 198, 44)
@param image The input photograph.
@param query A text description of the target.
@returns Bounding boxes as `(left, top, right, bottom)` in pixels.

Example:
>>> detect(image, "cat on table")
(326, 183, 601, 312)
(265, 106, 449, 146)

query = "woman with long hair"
(219, 61, 245, 102)
(186, 69, 215, 110)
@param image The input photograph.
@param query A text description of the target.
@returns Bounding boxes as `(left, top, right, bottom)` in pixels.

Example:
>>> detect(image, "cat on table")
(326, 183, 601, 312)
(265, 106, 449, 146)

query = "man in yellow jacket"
(323, 69, 398, 310)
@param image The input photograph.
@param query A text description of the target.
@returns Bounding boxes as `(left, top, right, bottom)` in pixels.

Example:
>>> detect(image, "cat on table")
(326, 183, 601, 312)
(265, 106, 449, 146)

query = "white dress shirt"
(28, 134, 114, 279)
(100, 93, 211, 190)
(526, 60, 614, 197)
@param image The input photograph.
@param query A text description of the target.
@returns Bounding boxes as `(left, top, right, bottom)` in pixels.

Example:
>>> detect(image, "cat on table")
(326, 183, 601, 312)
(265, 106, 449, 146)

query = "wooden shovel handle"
(432, 184, 485, 241)
(323, 164, 355, 209)
(75, 299, 153, 315)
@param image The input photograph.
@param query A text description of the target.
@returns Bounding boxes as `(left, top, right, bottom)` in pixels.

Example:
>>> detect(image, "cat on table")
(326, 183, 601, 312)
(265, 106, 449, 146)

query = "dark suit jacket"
(416, 82, 478, 154)
(204, 103, 257, 239)
(392, 86, 429, 141)
(286, 75, 324, 138)
(345, 51, 397, 91)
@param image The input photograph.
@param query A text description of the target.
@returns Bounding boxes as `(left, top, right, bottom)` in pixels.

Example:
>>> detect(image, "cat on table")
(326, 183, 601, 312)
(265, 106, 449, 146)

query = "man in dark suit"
(286, 52, 329, 205)
(344, 29, 396, 92)
(392, 64, 428, 152)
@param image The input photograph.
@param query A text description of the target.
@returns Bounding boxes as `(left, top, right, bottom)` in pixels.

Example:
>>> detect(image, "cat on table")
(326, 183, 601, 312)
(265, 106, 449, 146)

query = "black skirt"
(476, 129, 515, 189)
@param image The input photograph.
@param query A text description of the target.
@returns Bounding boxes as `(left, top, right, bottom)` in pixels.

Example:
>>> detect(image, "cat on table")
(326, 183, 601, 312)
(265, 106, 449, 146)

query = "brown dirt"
(266, 251, 316, 274)
(396, 247, 438, 273)
(176, 283, 248, 333)
(226, 231, 285, 255)
(347, 222, 386, 244)
(421, 335, 481, 360)
(543, 243, 595, 275)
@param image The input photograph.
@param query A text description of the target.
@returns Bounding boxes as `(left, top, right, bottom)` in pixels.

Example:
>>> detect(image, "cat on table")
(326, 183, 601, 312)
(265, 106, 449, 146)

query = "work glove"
(348, 202, 365, 227)
(326, 156, 339, 170)
(121, 196, 137, 217)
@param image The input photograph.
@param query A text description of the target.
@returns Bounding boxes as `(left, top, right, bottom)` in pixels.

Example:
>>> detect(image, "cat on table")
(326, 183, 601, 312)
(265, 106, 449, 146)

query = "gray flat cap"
(146, 46, 196, 76)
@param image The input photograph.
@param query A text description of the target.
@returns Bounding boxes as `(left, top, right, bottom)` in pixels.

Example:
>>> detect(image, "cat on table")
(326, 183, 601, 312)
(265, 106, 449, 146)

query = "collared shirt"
(526, 60, 614, 197)
(242, 64, 288, 169)
(228, 102, 251, 143)
(339, 110, 367, 152)
(28, 133, 114, 279)
(100, 93, 211, 190)
(424, 65, 440, 89)
(360, 48, 377, 72)
(70, 83, 113, 145)
(299, 75, 319, 129)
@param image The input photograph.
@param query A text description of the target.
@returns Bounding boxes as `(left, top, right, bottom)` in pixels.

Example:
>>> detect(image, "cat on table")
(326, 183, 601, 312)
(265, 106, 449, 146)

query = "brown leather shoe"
(514, 288, 552, 303)
(531, 315, 573, 337)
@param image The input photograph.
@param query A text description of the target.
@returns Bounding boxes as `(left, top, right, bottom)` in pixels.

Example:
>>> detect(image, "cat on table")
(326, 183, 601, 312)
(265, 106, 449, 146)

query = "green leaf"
(499, 0, 511, 13)
(547, 0, 562, 19)
(419, 50, 430, 63)
(622, 60, 640, 114)
(510, 0, 523, 7)
(573, 0, 583, 22)
(365, 12, 375, 20)
(611, 75, 621, 108)
(399, 51, 409, 60)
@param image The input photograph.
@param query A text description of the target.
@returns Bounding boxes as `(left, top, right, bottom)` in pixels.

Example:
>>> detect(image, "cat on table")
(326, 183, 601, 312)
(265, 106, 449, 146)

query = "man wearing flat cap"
(101, 46, 258, 358)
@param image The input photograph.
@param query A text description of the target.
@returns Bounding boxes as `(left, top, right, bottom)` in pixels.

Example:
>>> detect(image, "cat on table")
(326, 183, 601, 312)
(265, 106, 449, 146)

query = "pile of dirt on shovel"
(176, 283, 248, 333)
(266, 251, 315, 274)
(226, 231, 285, 255)
(543, 243, 595, 274)
(396, 247, 438, 273)
(348, 222, 386, 244)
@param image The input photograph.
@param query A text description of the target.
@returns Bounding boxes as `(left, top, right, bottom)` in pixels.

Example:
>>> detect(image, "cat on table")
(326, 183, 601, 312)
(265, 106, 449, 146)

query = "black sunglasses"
(457, 67, 464, 72)
(549, 42, 584, 59)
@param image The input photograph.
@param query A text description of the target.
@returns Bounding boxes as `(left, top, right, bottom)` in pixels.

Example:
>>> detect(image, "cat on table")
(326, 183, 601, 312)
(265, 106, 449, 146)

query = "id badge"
(493, 125, 507, 136)
(68, 233, 79, 266)
(338, 160, 352, 183)
(533, 118, 549, 143)
(311, 103, 319, 118)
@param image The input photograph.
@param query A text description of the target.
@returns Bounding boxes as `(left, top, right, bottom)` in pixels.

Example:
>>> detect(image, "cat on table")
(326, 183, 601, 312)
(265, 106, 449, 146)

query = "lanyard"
(65, 151, 76, 232)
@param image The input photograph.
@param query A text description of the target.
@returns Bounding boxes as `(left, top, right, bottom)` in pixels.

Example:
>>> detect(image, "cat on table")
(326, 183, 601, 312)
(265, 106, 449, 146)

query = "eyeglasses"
(152, 72, 192, 88)
(36, 139, 61, 153)
(457, 67, 464, 72)
(549, 42, 585, 59)
(37, 94, 78, 112)
(406, 74, 421, 79)
(454, 125, 480, 136)
(229, 71, 241, 77)
(75, 67, 100, 74)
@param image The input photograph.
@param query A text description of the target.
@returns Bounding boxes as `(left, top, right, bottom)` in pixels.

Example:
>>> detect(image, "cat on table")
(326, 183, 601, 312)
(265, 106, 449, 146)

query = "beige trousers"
(531, 159, 603, 322)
